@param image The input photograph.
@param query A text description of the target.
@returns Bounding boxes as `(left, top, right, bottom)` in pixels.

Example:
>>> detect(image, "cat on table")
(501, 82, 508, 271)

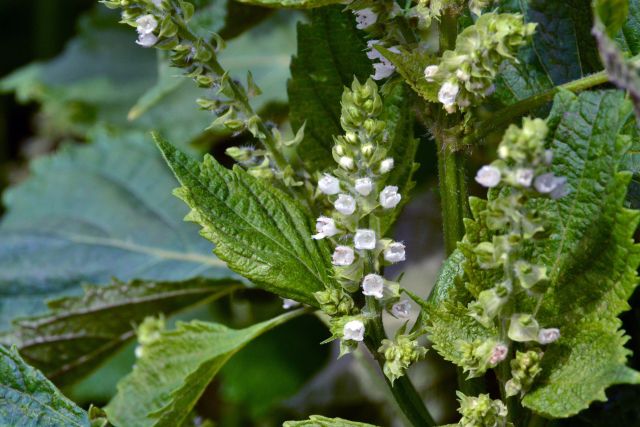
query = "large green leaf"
(0, 345, 89, 427)
(235, 0, 344, 9)
(428, 90, 640, 418)
(283, 415, 379, 426)
(495, 0, 602, 103)
(156, 136, 335, 306)
(1, 278, 240, 386)
(0, 131, 235, 330)
(288, 5, 372, 171)
(105, 310, 303, 427)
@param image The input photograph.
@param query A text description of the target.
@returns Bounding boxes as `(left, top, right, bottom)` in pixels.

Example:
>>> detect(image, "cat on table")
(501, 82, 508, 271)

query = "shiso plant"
(1, 0, 640, 426)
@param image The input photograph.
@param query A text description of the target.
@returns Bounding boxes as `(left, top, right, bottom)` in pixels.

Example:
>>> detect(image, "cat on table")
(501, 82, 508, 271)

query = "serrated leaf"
(283, 415, 379, 426)
(288, 5, 373, 171)
(495, 0, 602, 103)
(155, 135, 336, 306)
(1, 277, 240, 386)
(377, 46, 439, 104)
(234, 0, 344, 9)
(105, 310, 303, 427)
(428, 90, 640, 418)
(0, 131, 235, 330)
(0, 345, 89, 427)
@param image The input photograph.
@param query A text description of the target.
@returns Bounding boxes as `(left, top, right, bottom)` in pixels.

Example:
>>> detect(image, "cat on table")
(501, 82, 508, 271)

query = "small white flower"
(354, 229, 376, 250)
(136, 14, 158, 35)
(282, 298, 300, 310)
(515, 168, 534, 187)
(134, 345, 144, 358)
(334, 194, 356, 215)
(379, 158, 394, 174)
(455, 69, 470, 81)
(136, 33, 158, 48)
(538, 328, 560, 344)
(424, 65, 439, 82)
(362, 274, 384, 299)
(318, 174, 340, 195)
(534, 173, 568, 199)
(392, 300, 411, 318)
(489, 343, 509, 365)
(438, 81, 459, 107)
(332, 246, 355, 266)
(367, 39, 383, 61)
(384, 242, 406, 263)
(372, 62, 395, 80)
(379, 185, 401, 209)
(343, 319, 365, 341)
(339, 156, 355, 170)
(355, 177, 373, 196)
(312, 216, 339, 240)
(475, 165, 501, 188)
(354, 8, 378, 29)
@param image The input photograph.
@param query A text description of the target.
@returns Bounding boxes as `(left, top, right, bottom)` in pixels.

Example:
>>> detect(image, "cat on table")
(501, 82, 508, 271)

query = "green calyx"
(378, 334, 428, 384)
(456, 392, 509, 427)
(505, 349, 543, 397)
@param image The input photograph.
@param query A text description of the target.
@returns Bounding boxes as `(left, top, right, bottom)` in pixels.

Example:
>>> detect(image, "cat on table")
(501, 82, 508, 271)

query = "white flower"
(339, 156, 355, 170)
(332, 246, 355, 266)
(373, 62, 395, 80)
(312, 216, 339, 240)
(354, 229, 376, 250)
(489, 343, 509, 365)
(282, 298, 300, 309)
(534, 173, 568, 199)
(354, 8, 378, 29)
(136, 33, 158, 48)
(367, 40, 383, 61)
(362, 274, 384, 299)
(438, 81, 459, 107)
(475, 165, 501, 188)
(424, 65, 439, 82)
(538, 328, 560, 344)
(379, 158, 394, 174)
(384, 242, 406, 263)
(136, 14, 158, 34)
(334, 194, 356, 215)
(392, 300, 411, 318)
(343, 320, 365, 341)
(318, 174, 340, 195)
(515, 168, 534, 187)
(355, 177, 373, 196)
(379, 185, 401, 209)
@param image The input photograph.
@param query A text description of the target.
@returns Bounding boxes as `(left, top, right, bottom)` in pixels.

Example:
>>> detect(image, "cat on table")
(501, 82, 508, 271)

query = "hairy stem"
(464, 71, 609, 145)
(365, 318, 436, 427)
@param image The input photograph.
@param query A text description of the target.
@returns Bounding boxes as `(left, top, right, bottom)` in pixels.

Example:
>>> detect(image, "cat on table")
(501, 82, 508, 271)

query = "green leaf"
(155, 135, 336, 306)
(377, 46, 438, 104)
(428, 90, 640, 418)
(595, 0, 630, 37)
(0, 345, 89, 427)
(234, 0, 344, 9)
(288, 5, 373, 171)
(283, 415, 379, 426)
(619, 0, 640, 55)
(105, 310, 303, 427)
(0, 131, 235, 330)
(495, 0, 602, 103)
(1, 277, 240, 386)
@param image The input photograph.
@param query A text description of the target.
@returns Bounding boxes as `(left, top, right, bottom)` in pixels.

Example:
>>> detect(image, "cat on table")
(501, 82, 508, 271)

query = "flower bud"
(424, 65, 439, 81)
(391, 300, 411, 318)
(282, 298, 300, 309)
(457, 392, 508, 427)
(339, 156, 355, 170)
(538, 327, 560, 344)
(379, 158, 395, 174)
(361, 143, 375, 158)
(378, 335, 427, 383)
(314, 288, 354, 316)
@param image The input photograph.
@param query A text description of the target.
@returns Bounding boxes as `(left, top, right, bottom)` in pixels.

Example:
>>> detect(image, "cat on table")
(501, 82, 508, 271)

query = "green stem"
(526, 414, 549, 427)
(464, 71, 609, 145)
(365, 318, 436, 427)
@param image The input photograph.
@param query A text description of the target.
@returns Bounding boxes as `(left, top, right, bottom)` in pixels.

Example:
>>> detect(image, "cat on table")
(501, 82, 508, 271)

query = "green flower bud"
(314, 288, 355, 316)
(225, 146, 254, 163)
(514, 260, 549, 292)
(247, 165, 274, 180)
(361, 143, 375, 159)
(135, 315, 165, 358)
(378, 335, 428, 384)
(508, 313, 540, 342)
(459, 338, 508, 378)
(456, 392, 508, 427)
(506, 349, 543, 397)
(498, 118, 548, 165)
(468, 282, 510, 328)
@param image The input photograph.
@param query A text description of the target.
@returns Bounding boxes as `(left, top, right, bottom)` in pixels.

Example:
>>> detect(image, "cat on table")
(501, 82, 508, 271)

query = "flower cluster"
(134, 315, 165, 358)
(379, 332, 428, 384)
(309, 78, 423, 371)
(424, 13, 536, 112)
(457, 117, 566, 404)
(456, 392, 509, 427)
